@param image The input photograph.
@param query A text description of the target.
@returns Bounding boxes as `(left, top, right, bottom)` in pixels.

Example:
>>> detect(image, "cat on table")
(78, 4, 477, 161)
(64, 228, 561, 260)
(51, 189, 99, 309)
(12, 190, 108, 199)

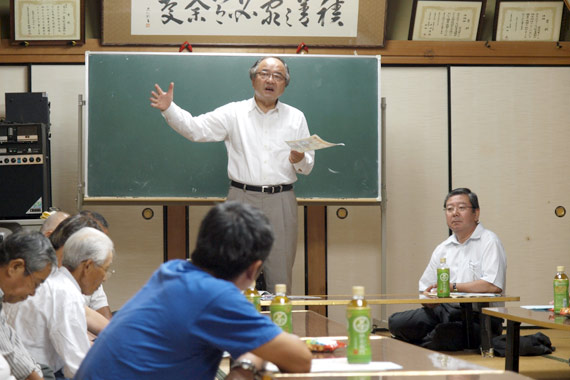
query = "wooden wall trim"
(1, 39, 569, 65)
(306, 205, 327, 316)
(164, 205, 188, 261)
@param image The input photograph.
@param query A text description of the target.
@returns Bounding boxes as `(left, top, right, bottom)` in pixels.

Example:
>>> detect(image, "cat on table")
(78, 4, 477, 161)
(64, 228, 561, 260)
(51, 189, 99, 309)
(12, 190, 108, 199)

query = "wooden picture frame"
(409, 0, 486, 41)
(493, 0, 565, 41)
(10, 0, 85, 46)
(101, 0, 387, 47)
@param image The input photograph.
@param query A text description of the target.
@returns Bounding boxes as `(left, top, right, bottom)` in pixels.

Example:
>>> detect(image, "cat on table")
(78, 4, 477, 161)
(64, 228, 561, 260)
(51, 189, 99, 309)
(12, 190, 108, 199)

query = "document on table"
(285, 134, 344, 153)
(521, 305, 552, 310)
(310, 358, 402, 372)
(258, 291, 321, 301)
(449, 292, 503, 298)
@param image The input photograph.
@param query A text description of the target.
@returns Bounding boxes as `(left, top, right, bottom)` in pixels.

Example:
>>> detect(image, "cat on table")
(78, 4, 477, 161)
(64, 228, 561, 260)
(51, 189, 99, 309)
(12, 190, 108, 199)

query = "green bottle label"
(271, 304, 292, 333)
(553, 278, 569, 313)
(346, 307, 371, 364)
(246, 294, 261, 312)
(437, 268, 450, 298)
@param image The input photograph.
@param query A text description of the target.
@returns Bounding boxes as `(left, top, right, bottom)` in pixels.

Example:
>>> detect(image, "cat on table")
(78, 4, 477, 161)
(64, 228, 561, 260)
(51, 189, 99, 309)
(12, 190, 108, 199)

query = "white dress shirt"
(419, 223, 507, 294)
(83, 285, 108, 311)
(4, 267, 91, 378)
(162, 98, 315, 186)
(0, 289, 42, 380)
(0, 354, 16, 380)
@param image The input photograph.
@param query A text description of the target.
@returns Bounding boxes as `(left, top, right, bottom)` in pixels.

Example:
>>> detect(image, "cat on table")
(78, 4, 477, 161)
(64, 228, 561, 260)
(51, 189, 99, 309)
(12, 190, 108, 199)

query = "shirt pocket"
(468, 259, 482, 279)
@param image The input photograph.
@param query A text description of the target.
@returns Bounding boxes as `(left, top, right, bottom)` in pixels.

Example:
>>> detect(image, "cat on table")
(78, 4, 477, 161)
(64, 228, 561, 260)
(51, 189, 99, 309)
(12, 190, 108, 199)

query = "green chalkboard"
(85, 52, 380, 201)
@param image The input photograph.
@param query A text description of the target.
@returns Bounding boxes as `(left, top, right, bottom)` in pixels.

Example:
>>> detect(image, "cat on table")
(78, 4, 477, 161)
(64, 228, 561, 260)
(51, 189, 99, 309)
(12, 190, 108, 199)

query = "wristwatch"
(452, 282, 458, 292)
(231, 359, 257, 375)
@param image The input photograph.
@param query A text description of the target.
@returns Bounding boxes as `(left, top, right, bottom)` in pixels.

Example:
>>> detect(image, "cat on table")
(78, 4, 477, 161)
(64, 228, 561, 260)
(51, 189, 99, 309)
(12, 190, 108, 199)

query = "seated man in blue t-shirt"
(75, 201, 312, 380)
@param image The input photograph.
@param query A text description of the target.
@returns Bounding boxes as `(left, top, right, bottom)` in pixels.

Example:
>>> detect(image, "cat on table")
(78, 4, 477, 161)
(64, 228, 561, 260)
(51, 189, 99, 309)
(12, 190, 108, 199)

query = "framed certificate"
(493, 0, 565, 41)
(409, 0, 486, 41)
(10, 0, 85, 46)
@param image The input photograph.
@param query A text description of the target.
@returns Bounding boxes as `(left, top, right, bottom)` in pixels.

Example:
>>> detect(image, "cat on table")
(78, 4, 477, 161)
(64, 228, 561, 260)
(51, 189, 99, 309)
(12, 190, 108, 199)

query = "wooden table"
(262, 294, 520, 351)
(260, 293, 520, 307)
(482, 307, 570, 372)
(264, 310, 513, 379)
(268, 372, 535, 379)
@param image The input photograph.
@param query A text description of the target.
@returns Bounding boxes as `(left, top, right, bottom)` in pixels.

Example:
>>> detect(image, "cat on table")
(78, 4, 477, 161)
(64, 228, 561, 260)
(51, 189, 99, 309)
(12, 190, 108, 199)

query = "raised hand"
(150, 82, 174, 111)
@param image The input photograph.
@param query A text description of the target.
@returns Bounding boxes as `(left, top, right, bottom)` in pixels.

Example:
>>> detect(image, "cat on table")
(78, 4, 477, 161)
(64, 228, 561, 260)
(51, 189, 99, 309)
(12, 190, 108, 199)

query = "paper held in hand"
(286, 134, 345, 153)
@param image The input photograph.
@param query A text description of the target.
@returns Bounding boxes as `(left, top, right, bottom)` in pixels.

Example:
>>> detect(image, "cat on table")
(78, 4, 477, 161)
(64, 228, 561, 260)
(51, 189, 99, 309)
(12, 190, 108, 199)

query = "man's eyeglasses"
(24, 266, 43, 290)
(105, 268, 116, 279)
(444, 205, 473, 214)
(256, 71, 286, 83)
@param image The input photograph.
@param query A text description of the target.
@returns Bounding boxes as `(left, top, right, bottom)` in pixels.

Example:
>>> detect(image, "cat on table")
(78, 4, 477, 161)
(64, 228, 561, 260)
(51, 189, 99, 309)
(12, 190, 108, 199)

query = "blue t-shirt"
(75, 260, 281, 380)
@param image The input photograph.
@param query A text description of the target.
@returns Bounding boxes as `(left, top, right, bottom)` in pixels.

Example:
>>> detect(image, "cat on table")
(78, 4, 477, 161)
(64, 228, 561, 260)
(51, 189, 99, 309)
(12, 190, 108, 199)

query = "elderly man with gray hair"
(0, 230, 56, 380)
(5, 227, 114, 379)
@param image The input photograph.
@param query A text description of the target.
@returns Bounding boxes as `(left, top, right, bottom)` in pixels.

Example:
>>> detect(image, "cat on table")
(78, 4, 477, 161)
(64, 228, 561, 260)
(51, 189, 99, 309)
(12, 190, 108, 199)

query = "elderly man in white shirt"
(388, 188, 507, 351)
(5, 227, 114, 379)
(150, 56, 315, 293)
(0, 230, 57, 380)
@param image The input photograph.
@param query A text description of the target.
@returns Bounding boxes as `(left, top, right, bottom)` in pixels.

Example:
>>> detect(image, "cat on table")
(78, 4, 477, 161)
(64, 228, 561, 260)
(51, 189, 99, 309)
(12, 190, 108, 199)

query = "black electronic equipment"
(0, 123, 51, 219)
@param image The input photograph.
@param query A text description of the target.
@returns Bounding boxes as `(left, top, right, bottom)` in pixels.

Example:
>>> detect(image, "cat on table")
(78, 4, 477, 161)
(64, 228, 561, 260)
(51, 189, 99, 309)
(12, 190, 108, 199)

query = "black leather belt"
(231, 180, 293, 194)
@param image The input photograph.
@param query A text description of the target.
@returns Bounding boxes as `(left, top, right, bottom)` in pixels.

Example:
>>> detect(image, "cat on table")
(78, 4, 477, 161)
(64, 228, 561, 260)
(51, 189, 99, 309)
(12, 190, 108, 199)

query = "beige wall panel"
(80, 205, 164, 311)
(31, 65, 85, 213)
(327, 205, 382, 325)
(382, 67, 450, 319)
(0, 66, 27, 119)
(451, 66, 570, 306)
(31, 65, 163, 311)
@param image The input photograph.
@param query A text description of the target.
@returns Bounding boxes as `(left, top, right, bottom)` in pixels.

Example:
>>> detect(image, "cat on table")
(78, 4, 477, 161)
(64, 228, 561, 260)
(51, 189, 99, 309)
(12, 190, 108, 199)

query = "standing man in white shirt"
(150, 56, 315, 293)
(388, 188, 507, 351)
(5, 227, 114, 379)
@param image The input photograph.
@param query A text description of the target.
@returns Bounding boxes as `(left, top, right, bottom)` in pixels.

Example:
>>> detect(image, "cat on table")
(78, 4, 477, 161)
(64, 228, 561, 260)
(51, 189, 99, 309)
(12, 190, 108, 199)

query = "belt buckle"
(261, 185, 270, 193)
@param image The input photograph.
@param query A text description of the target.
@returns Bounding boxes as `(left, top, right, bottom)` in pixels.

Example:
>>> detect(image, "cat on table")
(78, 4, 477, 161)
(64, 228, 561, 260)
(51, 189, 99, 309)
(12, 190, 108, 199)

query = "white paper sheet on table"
(310, 358, 402, 372)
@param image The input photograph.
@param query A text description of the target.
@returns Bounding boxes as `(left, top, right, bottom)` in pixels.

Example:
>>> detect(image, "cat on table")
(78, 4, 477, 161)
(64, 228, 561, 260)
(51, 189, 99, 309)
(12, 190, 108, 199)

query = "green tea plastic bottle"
(270, 284, 292, 332)
(553, 265, 569, 313)
(244, 281, 261, 312)
(346, 285, 371, 364)
(437, 257, 450, 298)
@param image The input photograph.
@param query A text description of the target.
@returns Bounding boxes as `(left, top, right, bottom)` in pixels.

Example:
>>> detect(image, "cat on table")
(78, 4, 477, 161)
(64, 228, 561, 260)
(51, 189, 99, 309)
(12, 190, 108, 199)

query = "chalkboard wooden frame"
(83, 52, 381, 204)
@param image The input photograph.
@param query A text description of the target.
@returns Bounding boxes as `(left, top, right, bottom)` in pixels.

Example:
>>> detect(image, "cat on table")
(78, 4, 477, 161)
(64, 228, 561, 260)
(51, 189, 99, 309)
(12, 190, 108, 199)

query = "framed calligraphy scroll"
(493, 0, 565, 41)
(101, 0, 387, 47)
(409, 0, 486, 41)
(10, 0, 85, 46)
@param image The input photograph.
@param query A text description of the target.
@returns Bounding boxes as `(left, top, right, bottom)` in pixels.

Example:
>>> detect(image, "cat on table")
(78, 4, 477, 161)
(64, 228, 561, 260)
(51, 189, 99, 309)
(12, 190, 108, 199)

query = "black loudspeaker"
(2, 93, 52, 220)
(5, 93, 50, 125)
(0, 123, 51, 219)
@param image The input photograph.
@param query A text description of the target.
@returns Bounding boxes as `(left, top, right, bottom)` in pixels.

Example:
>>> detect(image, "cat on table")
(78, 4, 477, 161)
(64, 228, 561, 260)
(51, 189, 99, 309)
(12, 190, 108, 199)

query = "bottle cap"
(275, 284, 287, 294)
(352, 285, 365, 297)
(557, 265, 565, 272)
(440, 257, 446, 263)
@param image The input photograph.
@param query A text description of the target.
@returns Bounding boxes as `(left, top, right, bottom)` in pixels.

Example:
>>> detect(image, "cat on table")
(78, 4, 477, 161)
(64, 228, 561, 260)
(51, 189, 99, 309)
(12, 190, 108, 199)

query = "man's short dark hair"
(444, 188, 480, 210)
(80, 210, 109, 230)
(190, 201, 274, 281)
(0, 230, 56, 273)
(50, 214, 102, 251)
